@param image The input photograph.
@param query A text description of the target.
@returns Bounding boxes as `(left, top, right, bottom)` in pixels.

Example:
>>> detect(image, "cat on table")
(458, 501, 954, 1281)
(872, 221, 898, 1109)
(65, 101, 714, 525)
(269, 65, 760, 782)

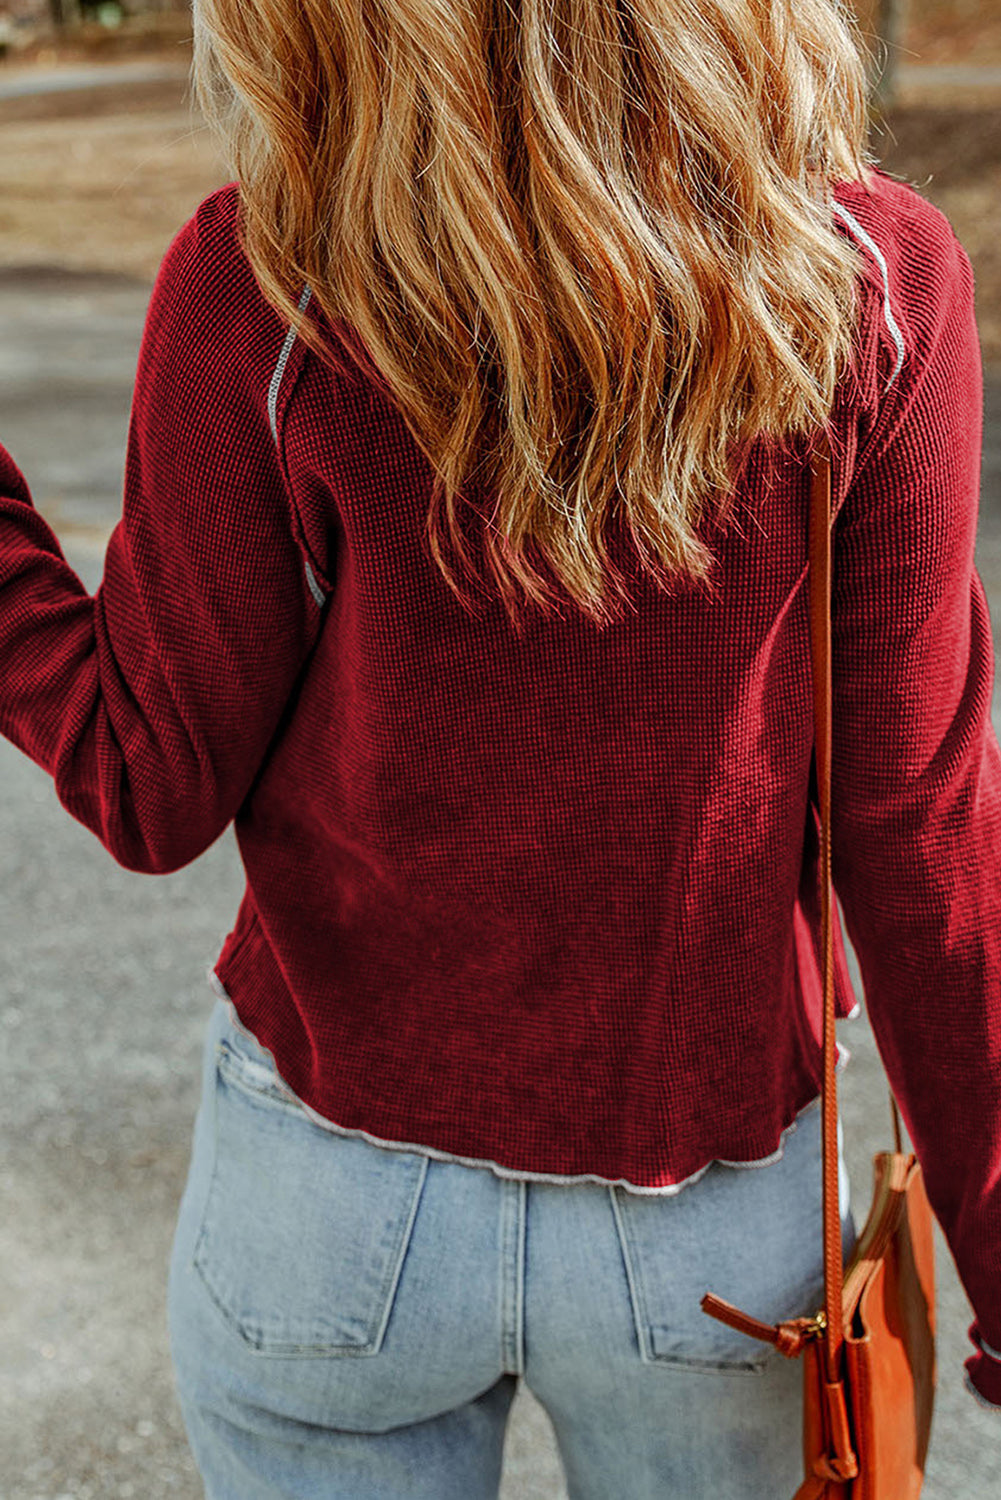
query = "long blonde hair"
(193, 0, 873, 631)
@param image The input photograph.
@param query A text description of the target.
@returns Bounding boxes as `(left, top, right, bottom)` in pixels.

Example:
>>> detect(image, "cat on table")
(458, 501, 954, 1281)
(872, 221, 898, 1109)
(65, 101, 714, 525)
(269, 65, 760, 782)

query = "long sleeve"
(0, 195, 323, 874)
(829, 207, 1001, 1406)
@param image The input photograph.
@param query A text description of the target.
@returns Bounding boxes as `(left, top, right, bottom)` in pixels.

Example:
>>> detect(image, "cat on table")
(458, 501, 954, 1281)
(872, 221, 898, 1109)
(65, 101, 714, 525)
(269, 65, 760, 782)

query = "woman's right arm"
(829, 194, 1001, 1411)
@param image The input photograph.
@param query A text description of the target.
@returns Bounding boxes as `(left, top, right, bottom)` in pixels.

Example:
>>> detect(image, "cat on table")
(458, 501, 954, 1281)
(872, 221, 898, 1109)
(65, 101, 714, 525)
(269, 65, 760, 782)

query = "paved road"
(1, 56, 999, 102)
(1, 268, 1000, 1499)
(898, 63, 1001, 89)
(0, 59, 189, 101)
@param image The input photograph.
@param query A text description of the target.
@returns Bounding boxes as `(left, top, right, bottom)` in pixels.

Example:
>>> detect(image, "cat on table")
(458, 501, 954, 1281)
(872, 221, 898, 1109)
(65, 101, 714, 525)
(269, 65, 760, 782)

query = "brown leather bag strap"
(807, 429, 845, 1382)
(807, 431, 905, 1383)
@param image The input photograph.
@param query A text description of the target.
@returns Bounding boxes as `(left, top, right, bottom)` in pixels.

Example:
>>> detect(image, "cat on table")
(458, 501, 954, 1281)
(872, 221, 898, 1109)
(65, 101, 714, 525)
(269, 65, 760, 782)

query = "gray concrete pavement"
(2, 56, 999, 102)
(0, 60, 190, 102)
(1, 266, 1000, 1499)
(897, 63, 1001, 90)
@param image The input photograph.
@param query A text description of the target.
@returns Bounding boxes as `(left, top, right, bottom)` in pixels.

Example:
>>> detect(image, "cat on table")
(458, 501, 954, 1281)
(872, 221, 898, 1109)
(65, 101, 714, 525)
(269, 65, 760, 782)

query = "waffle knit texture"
(0, 167, 999, 1404)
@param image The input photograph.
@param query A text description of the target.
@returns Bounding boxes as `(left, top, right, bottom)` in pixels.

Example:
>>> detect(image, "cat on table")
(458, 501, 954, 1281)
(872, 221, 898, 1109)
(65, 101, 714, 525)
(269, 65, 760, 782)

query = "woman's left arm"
(0, 193, 323, 873)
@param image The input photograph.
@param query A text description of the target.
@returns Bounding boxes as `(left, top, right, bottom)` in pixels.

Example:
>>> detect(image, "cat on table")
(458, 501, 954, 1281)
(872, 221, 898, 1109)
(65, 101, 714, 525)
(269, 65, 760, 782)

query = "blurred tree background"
(1, 1, 999, 91)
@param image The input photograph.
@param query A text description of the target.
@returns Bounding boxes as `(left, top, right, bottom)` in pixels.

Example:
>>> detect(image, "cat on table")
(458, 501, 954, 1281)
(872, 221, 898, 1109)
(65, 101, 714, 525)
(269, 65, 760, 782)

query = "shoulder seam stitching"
(831, 201, 906, 394)
(265, 285, 326, 607)
(267, 284, 313, 447)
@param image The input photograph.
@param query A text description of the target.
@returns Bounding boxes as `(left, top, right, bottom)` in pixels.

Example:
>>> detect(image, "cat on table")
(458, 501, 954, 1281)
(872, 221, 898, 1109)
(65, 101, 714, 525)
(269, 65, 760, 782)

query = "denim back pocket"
(609, 1113, 832, 1374)
(193, 1035, 429, 1358)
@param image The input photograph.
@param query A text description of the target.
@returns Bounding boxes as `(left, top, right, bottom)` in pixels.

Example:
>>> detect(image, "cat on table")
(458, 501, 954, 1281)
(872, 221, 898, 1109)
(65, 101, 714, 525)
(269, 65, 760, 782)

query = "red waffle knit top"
(1, 168, 1000, 1404)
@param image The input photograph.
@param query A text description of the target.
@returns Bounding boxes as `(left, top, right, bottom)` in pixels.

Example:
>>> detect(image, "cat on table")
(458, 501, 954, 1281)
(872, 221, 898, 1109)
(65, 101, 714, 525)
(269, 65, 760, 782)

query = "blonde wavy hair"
(192, 0, 874, 631)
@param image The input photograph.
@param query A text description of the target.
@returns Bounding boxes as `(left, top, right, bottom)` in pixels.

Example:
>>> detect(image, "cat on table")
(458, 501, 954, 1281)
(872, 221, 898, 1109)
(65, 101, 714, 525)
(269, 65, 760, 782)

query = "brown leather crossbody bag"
(701, 431, 938, 1498)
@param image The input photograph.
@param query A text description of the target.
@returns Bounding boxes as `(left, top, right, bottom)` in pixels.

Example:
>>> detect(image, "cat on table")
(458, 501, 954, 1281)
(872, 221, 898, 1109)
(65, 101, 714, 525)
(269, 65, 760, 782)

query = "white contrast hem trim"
(977, 1333, 1001, 1362)
(207, 969, 849, 1200)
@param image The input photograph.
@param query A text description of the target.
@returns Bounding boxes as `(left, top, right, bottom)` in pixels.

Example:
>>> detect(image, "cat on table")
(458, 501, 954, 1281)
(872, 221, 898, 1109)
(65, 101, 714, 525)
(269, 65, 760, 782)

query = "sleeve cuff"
(965, 1321, 1001, 1411)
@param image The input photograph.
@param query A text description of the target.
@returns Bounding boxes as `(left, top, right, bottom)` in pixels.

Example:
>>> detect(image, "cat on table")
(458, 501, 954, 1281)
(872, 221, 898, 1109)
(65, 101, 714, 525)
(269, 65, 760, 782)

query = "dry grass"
(0, 76, 227, 282)
(871, 100, 1001, 358)
(907, 0, 1001, 66)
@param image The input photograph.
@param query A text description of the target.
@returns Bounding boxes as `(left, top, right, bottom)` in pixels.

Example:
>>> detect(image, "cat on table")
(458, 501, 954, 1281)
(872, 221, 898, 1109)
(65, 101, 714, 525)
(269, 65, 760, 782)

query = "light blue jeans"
(167, 997, 858, 1499)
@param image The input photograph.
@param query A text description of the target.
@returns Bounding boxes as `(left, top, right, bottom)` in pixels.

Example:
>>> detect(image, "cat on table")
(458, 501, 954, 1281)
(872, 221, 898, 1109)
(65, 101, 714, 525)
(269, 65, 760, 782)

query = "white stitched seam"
(267, 284, 313, 446)
(207, 967, 849, 1200)
(265, 285, 326, 605)
(832, 201, 906, 394)
(303, 558, 325, 608)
